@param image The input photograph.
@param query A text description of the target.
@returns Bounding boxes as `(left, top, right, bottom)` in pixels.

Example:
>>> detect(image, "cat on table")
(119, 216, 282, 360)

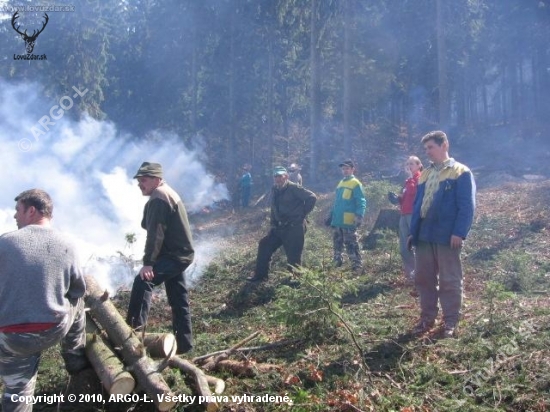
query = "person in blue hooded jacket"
(407, 131, 476, 338)
(326, 160, 367, 272)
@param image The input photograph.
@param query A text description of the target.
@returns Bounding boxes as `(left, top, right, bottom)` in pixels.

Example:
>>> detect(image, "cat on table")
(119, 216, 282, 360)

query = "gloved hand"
(324, 213, 332, 227)
(388, 191, 399, 205)
(354, 215, 362, 228)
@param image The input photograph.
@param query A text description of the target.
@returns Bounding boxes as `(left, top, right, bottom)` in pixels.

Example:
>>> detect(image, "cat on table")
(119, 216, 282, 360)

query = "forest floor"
(6, 176, 550, 412)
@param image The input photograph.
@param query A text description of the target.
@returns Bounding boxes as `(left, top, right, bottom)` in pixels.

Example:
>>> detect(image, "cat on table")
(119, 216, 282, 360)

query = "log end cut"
(109, 374, 136, 395)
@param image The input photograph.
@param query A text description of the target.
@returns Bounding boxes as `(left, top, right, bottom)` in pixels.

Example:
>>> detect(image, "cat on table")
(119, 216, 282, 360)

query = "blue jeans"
(126, 258, 193, 353)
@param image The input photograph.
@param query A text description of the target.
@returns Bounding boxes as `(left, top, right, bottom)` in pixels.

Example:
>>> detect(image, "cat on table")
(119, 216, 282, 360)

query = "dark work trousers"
(126, 257, 193, 353)
(255, 222, 306, 278)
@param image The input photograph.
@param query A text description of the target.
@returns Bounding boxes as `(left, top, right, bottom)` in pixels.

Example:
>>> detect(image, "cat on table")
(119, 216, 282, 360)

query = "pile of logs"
(83, 275, 281, 411)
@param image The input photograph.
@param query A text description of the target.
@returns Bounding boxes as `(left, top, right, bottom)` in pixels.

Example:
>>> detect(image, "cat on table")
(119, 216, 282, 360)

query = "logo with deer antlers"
(11, 12, 49, 54)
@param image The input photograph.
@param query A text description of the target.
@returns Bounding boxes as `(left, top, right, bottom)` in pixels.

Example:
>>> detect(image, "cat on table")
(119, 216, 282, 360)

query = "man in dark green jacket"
(247, 166, 317, 282)
(126, 162, 195, 354)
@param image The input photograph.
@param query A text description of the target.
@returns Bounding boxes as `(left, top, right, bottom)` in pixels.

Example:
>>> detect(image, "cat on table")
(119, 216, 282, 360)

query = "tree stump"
(363, 208, 400, 250)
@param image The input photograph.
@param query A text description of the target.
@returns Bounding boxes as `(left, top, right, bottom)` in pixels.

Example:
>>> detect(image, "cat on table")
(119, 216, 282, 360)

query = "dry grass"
(4, 179, 550, 412)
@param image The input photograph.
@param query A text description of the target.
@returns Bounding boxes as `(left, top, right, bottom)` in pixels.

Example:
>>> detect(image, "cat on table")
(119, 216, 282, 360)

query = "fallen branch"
(168, 356, 220, 412)
(222, 331, 261, 356)
(192, 339, 300, 363)
(198, 331, 261, 371)
(212, 359, 281, 377)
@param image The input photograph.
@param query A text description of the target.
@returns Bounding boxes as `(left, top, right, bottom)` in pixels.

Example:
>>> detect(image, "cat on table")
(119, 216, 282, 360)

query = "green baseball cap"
(273, 166, 288, 176)
(133, 162, 163, 179)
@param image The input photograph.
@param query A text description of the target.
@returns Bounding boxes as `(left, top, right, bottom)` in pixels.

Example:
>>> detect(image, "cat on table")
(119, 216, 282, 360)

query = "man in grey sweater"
(0, 189, 87, 412)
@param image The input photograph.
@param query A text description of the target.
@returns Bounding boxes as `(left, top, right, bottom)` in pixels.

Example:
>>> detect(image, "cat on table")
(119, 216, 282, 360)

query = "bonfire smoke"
(0, 80, 228, 294)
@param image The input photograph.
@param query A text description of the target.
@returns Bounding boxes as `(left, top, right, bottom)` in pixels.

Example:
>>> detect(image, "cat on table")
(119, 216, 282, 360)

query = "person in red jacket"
(391, 156, 423, 283)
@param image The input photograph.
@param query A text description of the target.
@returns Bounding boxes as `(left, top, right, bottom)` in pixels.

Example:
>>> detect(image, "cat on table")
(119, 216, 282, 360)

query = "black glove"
(388, 191, 399, 205)
(324, 213, 332, 227)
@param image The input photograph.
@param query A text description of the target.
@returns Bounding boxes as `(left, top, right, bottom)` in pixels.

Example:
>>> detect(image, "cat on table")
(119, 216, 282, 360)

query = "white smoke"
(0, 80, 227, 294)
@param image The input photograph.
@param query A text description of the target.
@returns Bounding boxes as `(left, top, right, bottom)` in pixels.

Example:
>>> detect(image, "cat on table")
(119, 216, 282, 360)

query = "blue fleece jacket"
(410, 158, 476, 246)
(330, 175, 367, 229)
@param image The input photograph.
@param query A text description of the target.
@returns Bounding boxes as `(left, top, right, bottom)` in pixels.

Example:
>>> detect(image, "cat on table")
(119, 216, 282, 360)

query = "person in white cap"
(288, 163, 303, 186)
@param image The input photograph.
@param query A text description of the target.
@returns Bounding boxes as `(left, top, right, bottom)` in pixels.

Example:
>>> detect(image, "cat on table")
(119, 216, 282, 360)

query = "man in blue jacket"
(327, 160, 367, 273)
(408, 131, 476, 338)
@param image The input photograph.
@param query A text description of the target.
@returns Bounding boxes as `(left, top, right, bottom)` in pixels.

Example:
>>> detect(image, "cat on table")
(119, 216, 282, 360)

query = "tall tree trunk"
(282, 86, 290, 160)
(535, 45, 550, 120)
(501, 63, 508, 124)
(510, 59, 521, 122)
(456, 71, 466, 128)
(309, 0, 321, 184)
(531, 53, 542, 117)
(482, 84, 489, 125)
(342, 0, 352, 157)
(227, 8, 237, 176)
(267, 34, 275, 168)
(191, 25, 199, 135)
(191, 26, 198, 135)
(436, 0, 449, 128)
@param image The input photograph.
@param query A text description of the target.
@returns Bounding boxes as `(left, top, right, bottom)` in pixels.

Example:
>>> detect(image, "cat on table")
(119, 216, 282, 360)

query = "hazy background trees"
(1, 0, 548, 192)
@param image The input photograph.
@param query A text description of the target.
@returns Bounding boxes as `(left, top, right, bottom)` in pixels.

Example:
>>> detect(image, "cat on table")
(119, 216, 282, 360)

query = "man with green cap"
(126, 162, 195, 354)
(247, 166, 317, 282)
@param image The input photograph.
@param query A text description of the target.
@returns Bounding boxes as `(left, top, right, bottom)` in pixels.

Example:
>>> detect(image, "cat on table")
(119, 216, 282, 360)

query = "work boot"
(441, 324, 457, 339)
(246, 274, 267, 282)
(411, 318, 435, 335)
(63, 352, 91, 375)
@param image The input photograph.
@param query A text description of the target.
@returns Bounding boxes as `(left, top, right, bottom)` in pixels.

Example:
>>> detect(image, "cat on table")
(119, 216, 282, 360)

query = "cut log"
(169, 356, 220, 411)
(85, 334, 135, 394)
(143, 333, 177, 358)
(85, 316, 135, 395)
(84, 275, 177, 411)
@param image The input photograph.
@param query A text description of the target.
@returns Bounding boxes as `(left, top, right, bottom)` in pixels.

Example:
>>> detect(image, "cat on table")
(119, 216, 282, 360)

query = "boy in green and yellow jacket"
(327, 160, 367, 271)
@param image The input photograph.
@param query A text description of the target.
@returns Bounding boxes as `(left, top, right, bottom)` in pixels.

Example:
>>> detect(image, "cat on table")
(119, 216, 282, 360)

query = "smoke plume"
(0, 80, 228, 294)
